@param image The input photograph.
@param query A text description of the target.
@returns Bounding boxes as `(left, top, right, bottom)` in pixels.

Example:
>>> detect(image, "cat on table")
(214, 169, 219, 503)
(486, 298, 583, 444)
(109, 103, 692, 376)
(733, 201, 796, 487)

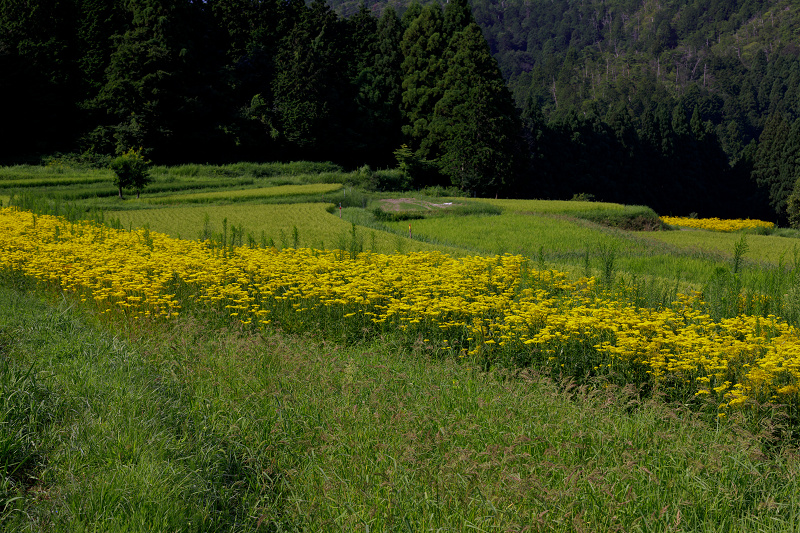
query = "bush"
(368, 169, 412, 192)
(394, 144, 445, 189)
(109, 148, 152, 199)
(575, 205, 664, 231)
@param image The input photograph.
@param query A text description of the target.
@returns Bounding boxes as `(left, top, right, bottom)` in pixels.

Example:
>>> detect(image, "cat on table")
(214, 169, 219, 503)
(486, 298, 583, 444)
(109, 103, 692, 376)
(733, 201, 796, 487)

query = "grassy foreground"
(3, 279, 800, 532)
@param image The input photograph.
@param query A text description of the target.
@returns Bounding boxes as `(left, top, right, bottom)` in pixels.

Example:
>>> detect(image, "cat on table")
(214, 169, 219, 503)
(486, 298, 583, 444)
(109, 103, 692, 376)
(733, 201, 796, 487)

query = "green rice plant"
(644, 227, 799, 267)
(732, 234, 749, 274)
(0, 164, 80, 179)
(0, 176, 112, 188)
(372, 199, 501, 221)
(147, 183, 343, 204)
(475, 198, 632, 214)
(108, 203, 442, 255)
(382, 211, 620, 257)
(596, 242, 617, 286)
(470, 198, 662, 229)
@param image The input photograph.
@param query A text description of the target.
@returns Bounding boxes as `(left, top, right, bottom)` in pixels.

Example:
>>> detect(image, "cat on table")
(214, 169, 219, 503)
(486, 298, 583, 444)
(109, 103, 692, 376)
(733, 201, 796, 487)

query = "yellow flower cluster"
(660, 216, 775, 232)
(2, 208, 799, 413)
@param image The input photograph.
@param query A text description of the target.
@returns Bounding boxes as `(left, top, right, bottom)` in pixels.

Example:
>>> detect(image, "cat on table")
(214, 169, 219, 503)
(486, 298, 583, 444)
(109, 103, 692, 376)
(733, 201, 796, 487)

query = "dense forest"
(2, 0, 800, 221)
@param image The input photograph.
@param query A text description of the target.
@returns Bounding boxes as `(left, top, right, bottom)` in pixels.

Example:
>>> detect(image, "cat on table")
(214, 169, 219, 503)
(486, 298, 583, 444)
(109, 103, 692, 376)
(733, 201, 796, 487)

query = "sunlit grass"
(381, 212, 725, 285)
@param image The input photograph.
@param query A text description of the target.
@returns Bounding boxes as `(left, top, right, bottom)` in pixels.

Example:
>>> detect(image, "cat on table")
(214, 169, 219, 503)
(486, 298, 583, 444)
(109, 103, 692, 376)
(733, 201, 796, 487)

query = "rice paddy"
(146, 183, 344, 204)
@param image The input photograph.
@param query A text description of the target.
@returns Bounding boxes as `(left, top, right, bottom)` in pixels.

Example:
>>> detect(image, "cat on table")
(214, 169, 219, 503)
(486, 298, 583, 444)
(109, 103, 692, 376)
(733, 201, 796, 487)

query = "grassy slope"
(3, 281, 800, 532)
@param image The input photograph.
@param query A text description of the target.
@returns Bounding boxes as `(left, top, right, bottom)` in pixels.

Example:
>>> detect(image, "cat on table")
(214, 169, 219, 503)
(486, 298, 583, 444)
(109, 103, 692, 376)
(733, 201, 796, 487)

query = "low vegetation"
(3, 160, 800, 531)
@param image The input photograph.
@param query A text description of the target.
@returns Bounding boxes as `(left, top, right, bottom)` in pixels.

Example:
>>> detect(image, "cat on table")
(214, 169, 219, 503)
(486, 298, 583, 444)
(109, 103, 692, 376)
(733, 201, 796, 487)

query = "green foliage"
(108, 147, 152, 199)
(2, 0, 798, 219)
(572, 205, 665, 231)
(368, 168, 412, 192)
(393, 143, 441, 188)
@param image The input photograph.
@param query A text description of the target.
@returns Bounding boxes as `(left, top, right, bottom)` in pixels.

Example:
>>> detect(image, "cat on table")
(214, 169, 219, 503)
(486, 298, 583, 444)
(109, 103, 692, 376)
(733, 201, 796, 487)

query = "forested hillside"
(2, 0, 800, 221)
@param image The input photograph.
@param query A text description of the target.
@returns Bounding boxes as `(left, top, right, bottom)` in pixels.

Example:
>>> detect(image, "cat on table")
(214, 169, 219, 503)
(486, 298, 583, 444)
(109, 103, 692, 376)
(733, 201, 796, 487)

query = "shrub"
(369, 169, 411, 192)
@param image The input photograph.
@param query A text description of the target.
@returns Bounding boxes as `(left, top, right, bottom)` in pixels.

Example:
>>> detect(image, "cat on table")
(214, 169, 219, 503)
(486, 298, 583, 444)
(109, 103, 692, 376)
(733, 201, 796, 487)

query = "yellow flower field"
(661, 216, 775, 232)
(2, 207, 799, 415)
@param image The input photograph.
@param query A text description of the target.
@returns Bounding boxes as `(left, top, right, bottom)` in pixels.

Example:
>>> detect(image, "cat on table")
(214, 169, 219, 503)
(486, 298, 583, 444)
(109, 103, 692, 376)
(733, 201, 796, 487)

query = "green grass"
(146, 183, 344, 205)
(475, 198, 664, 229)
(0, 282, 266, 531)
(3, 278, 800, 531)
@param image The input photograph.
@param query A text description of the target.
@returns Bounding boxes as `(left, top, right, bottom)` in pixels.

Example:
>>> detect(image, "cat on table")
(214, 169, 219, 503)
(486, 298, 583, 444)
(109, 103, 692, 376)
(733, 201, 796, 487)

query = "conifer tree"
(400, 1, 422, 29)
(352, 6, 403, 165)
(400, 3, 446, 159)
(271, 0, 348, 158)
(430, 23, 521, 195)
(0, 0, 81, 156)
(777, 118, 800, 218)
(753, 113, 791, 217)
(442, 0, 473, 37)
(89, 0, 199, 157)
